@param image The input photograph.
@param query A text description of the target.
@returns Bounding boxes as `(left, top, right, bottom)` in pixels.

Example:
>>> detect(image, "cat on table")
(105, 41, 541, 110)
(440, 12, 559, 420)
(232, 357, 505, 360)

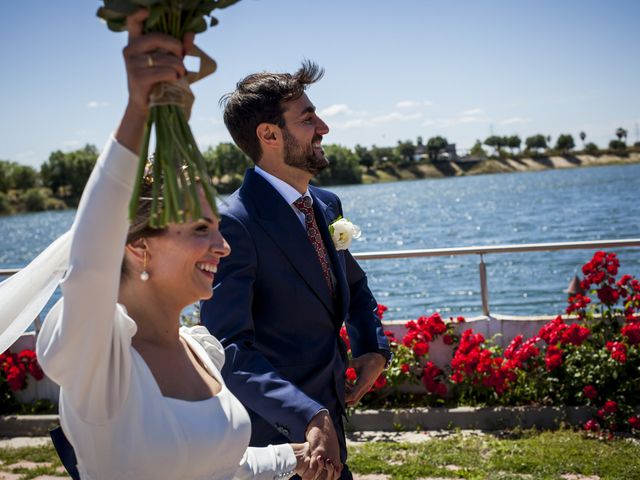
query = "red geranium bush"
(0, 348, 45, 413)
(341, 251, 640, 435)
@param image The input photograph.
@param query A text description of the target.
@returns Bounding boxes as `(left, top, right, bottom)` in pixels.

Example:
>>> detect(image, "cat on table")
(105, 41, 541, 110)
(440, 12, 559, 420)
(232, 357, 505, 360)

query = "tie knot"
(294, 196, 313, 215)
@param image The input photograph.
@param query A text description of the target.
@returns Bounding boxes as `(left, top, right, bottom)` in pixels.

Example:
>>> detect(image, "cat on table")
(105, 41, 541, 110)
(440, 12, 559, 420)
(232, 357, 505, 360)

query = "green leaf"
(96, 7, 127, 21)
(185, 16, 207, 33)
(209, 16, 219, 27)
(130, 0, 164, 6)
(196, 3, 217, 15)
(144, 4, 166, 30)
(213, 0, 243, 9)
(103, 0, 140, 15)
(106, 18, 128, 32)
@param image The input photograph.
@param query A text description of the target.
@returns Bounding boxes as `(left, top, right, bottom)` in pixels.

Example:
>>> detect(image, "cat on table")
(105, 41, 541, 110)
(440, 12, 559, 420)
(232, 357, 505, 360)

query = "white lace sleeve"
(36, 135, 139, 424)
(234, 444, 297, 480)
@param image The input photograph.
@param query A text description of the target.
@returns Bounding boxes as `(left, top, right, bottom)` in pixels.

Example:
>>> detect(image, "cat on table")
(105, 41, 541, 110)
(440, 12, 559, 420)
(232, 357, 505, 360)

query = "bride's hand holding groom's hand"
(345, 352, 387, 407)
(291, 442, 340, 480)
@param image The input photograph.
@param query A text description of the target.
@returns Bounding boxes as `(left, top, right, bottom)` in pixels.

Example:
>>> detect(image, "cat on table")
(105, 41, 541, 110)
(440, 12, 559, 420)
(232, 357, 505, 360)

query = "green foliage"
(555, 134, 575, 152)
(525, 134, 548, 152)
(584, 142, 599, 154)
(609, 139, 627, 151)
(0, 161, 38, 192)
(395, 139, 416, 163)
(615, 127, 628, 142)
(506, 134, 521, 153)
(426, 136, 448, 161)
(41, 144, 98, 205)
(315, 144, 362, 186)
(21, 188, 47, 212)
(354, 144, 374, 168)
(469, 140, 488, 158)
(0, 192, 10, 215)
(202, 142, 251, 179)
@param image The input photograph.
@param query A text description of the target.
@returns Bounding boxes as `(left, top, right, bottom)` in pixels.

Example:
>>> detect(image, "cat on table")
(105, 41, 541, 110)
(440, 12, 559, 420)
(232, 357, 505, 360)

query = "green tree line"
(1, 127, 636, 215)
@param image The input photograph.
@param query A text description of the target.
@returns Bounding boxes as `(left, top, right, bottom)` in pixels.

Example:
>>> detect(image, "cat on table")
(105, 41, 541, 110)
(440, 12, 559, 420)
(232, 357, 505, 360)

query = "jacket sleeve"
(333, 195, 390, 360)
(200, 213, 325, 441)
(343, 250, 390, 360)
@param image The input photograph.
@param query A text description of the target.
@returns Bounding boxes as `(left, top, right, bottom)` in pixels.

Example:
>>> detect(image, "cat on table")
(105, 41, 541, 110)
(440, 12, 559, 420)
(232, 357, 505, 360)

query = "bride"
(22, 9, 339, 480)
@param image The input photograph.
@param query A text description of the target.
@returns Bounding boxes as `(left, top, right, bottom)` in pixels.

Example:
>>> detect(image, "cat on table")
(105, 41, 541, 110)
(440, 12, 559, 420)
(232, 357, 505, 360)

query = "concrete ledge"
(0, 415, 59, 437)
(347, 406, 594, 431)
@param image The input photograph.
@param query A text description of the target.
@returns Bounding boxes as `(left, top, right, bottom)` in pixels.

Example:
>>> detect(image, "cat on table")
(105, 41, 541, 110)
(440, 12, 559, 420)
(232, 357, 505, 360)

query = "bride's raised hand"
(116, 9, 192, 153)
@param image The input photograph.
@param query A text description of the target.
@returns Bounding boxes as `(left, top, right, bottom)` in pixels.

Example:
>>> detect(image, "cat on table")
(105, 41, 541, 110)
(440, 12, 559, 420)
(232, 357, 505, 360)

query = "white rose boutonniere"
(329, 217, 361, 250)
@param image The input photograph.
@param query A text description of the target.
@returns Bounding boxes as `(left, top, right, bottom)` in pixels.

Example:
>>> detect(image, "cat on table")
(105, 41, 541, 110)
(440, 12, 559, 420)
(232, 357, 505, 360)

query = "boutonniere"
(328, 217, 361, 250)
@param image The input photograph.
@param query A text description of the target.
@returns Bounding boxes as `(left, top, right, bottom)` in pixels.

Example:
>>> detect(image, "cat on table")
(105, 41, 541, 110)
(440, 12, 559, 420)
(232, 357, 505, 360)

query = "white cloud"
(396, 100, 433, 109)
(87, 100, 109, 108)
(458, 108, 484, 117)
(371, 112, 423, 124)
(319, 104, 353, 117)
(499, 117, 531, 125)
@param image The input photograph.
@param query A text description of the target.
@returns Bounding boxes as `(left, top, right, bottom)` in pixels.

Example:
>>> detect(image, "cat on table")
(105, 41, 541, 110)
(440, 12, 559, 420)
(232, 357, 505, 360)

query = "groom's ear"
(256, 123, 281, 149)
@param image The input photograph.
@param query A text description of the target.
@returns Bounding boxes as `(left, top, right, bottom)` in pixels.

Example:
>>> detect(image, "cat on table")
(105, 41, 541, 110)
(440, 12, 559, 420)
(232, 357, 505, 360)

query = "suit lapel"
(240, 170, 335, 315)
(311, 191, 350, 324)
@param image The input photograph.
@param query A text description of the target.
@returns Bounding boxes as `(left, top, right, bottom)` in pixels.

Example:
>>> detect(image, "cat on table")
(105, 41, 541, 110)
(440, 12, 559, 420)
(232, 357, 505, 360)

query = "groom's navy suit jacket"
(201, 169, 389, 459)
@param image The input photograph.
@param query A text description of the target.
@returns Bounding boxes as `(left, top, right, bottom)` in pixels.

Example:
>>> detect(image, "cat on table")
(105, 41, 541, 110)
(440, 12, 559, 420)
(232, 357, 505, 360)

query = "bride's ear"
(125, 237, 148, 263)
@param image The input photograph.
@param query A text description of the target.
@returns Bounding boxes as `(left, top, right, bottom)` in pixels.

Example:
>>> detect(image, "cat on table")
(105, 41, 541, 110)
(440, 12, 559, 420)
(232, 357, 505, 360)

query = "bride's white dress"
(36, 136, 296, 480)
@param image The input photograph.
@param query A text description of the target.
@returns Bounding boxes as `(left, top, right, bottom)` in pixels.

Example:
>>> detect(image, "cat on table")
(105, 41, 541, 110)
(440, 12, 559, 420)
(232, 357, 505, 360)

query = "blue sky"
(2, 0, 639, 168)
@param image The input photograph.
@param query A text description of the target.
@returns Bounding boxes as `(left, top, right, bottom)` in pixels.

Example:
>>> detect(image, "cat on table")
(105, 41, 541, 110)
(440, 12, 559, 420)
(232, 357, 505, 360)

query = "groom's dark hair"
(220, 60, 324, 163)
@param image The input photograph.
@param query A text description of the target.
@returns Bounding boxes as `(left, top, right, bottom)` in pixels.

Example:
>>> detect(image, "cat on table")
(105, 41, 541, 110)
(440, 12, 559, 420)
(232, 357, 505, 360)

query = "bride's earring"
(140, 251, 150, 282)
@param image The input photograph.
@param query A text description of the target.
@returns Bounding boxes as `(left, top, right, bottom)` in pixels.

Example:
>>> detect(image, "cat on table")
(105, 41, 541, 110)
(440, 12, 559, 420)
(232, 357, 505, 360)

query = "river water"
(1, 164, 639, 321)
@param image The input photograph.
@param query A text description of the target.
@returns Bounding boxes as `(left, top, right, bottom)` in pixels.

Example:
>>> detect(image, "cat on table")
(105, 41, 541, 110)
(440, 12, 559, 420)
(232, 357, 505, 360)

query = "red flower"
(340, 326, 351, 351)
(376, 304, 388, 320)
(584, 419, 600, 432)
(442, 334, 454, 345)
(345, 367, 357, 383)
(560, 324, 590, 346)
(412, 342, 429, 357)
(544, 345, 563, 371)
(400, 363, 410, 374)
(583, 385, 598, 400)
(621, 323, 640, 345)
(629, 417, 640, 430)
(456, 316, 465, 323)
(606, 341, 627, 363)
(373, 374, 387, 390)
(603, 400, 618, 414)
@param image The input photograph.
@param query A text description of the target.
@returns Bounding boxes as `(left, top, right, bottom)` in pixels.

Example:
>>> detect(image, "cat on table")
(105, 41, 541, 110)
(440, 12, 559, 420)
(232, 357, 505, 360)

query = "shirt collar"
(254, 165, 312, 206)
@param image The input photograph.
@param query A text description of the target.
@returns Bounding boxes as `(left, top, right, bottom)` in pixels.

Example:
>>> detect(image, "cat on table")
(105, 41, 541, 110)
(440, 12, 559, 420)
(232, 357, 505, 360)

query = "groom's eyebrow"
(299, 105, 316, 117)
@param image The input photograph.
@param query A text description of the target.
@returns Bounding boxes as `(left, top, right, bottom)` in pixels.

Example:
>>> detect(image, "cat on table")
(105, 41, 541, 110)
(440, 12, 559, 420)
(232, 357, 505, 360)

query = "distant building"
(435, 143, 458, 162)
(413, 143, 459, 162)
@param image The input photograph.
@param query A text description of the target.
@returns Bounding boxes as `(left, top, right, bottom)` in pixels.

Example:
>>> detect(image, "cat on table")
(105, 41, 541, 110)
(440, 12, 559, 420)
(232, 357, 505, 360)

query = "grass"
(0, 443, 66, 479)
(0, 430, 639, 479)
(348, 429, 640, 480)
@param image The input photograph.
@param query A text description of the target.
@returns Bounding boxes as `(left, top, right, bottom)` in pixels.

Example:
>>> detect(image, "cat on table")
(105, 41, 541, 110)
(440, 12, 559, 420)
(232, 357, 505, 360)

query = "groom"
(200, 61, 390, 479)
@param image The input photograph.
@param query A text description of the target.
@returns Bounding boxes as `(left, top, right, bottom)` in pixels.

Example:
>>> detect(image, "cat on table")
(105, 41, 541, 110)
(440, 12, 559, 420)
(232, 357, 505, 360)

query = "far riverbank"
(359, 152, 640, 184)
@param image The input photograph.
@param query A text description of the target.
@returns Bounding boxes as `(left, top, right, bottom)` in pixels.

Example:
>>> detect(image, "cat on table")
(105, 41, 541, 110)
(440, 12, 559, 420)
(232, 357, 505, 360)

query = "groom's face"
(280, 93, 330, 176)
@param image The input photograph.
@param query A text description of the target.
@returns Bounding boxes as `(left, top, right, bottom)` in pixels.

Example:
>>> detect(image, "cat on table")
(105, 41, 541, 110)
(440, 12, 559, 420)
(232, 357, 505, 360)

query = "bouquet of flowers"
(97, 0, 241, 227)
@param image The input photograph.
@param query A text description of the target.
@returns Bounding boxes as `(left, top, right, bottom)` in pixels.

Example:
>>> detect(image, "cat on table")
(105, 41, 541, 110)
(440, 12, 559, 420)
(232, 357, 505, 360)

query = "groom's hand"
(345, 352, 387, 407)
(304, 411, 343, 479)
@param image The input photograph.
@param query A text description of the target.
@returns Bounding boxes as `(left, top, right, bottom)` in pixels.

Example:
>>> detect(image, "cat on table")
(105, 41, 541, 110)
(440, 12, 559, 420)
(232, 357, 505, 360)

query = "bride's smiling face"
(144, 190, 230, 306)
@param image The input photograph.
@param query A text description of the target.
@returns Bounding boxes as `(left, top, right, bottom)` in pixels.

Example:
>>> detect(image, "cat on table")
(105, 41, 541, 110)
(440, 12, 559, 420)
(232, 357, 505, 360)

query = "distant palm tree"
(616, 127, 628, 143)
(579, 131, 586, 147)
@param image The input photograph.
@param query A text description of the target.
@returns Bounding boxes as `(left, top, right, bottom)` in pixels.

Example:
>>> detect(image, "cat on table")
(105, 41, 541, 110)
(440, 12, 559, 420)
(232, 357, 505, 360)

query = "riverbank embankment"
(361, 152, 640, 184)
